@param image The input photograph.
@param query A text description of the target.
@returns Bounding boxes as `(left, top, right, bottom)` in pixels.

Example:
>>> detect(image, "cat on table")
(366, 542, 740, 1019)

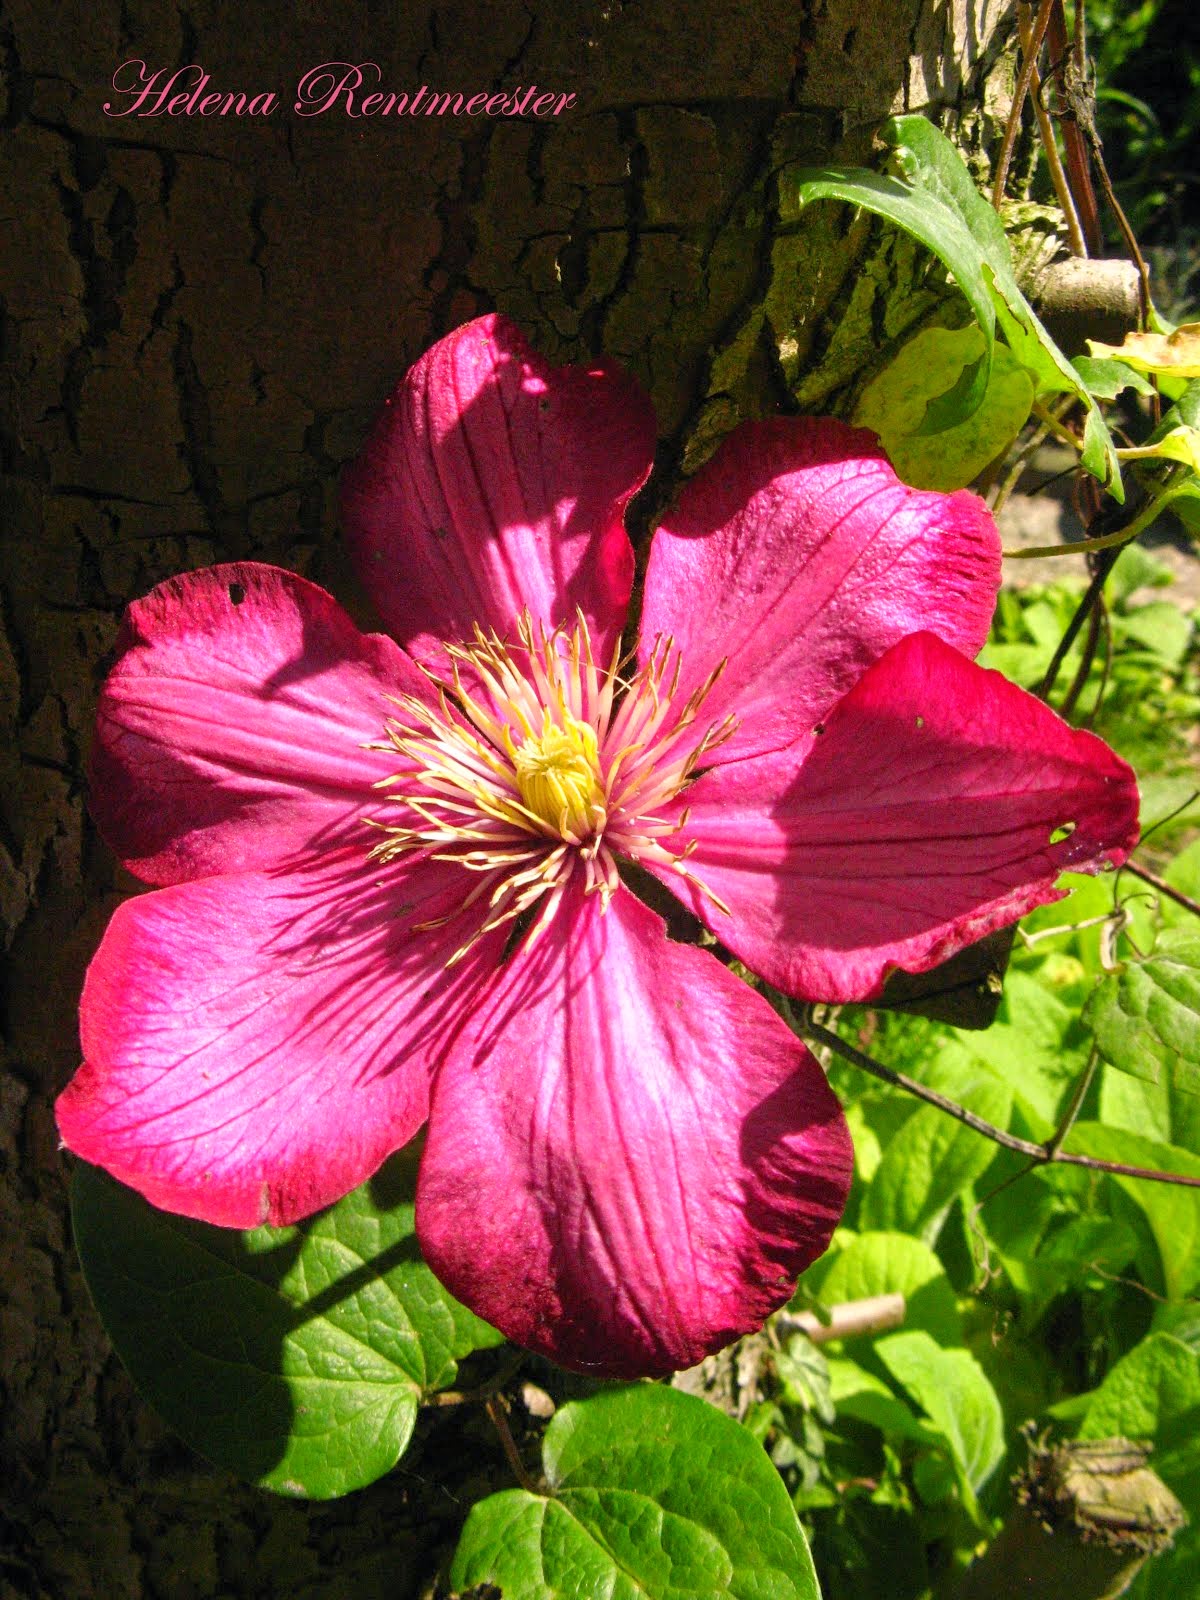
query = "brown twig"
(485, 1395, 542, 1495)
(1056, 591, 1104, 717)
(1021, 5, 1087, 254)
(1031, 400, 1084, 451)
(989, 403, 1076, 518)
(1084, 138, 1153, 330)
(1036, 543, 1125, 698)
(993, 0, 1056, 209)
(776, 1293, 907, 1344)
(799, 1013, 1200, 1189)
(1080, 597, 1112, 728)
(1046, 0, 1104, 253)
(1047, 0, 1152, 323)
(1047, 1042, 1099, 1159)
(1124, 860, 1200, 919)
(426, 1349, 528, 1407)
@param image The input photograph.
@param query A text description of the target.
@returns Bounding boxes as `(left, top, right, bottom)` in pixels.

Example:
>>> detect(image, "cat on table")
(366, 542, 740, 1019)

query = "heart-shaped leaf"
(450, 1384, 821, 1599)
(1085, 929, 1200, 1098)
(70, 1153, 503, 1498)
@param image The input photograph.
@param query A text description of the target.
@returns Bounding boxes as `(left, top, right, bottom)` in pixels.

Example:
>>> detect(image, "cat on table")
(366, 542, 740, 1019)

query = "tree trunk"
(0, 3, 1019, 1594)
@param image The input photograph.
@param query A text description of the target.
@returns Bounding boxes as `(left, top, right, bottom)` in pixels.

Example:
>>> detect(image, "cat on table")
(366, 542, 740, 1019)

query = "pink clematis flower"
(57, 314, 1139, 1378)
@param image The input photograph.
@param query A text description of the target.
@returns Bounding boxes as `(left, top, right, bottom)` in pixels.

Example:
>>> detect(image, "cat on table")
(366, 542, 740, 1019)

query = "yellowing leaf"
(1089, 323, 1200, 380)
(854, 324, 1034, 491)
(1117, 425, 1200, 476)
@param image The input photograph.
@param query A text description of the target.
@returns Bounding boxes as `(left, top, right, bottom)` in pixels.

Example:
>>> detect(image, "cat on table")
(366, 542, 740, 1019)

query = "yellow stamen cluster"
(510, 713, 605, 838)
(368, 610, 733, 963)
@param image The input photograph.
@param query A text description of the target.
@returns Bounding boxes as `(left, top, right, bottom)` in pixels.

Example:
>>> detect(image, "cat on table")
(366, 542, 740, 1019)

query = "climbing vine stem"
(792, 1007, 1200, 1190)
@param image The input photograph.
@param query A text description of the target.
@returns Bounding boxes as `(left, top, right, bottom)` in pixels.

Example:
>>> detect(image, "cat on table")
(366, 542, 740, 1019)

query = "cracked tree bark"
(2, 2, 1021, 1595)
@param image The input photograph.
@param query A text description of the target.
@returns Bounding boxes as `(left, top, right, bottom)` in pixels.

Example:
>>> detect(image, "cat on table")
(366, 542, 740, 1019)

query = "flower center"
(369, 611, 734, 962)
(511, 713, 604, 837)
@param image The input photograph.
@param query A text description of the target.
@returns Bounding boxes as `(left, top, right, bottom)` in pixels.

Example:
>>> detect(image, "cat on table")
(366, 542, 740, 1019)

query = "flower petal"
(661, 631, 1140, 1002)
(57, 854, 500, 1228)
(340, 313, 655, 665)
(640, 418, 1001, 762)
(416, 880, 852, 1378)
(91, 562, 425, 885)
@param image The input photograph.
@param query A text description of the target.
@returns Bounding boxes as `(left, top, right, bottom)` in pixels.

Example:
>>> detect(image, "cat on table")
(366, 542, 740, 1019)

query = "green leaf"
(795, 115, 1121, 496)
(450, 1384, 821, 1600)
(814, 1231, 962, 1346)
(1154, 1300, 1200, 1351)
(874, 1331, 1005, 1494)
(70, 1156, 503, 1499)
(1116, 601, 1193, 670)
(854, 325, 1034, 490)
(1125, 1523, 1200, 1600)
(1062, 1123, 1200, 1299)
(1148, 375, 1200, 443)
(1141, 379, 1200, 522)
(882, 116, 1014, 284)
(1085, 929, 1200, 1097)
(1081, 1332, 1200, 1446)
(1119, 424, 1200, 475)
(1036, 1215, 1139, 1285)
(827, 1356, 945, 1449)
(977, 1170, 1061, 1289)
(794, 164, 997, 422)
(1099, 1065, 1200, 1156)
(1072, 355, 1158, 400)
(777, 1335, 837, 1426)
(986, 1172, 1137, 1315)
(860, 1070, 1012, 1240)
(944, 968, 1092, 1136)
(1109, 541, 1176, 602)
(1081, 1333, 1200, 1507)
